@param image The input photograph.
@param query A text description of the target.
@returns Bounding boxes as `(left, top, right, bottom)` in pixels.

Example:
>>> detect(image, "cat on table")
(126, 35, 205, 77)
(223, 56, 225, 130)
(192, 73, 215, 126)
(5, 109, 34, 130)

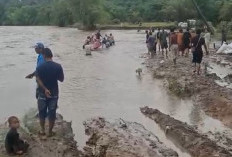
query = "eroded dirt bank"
(144, 52, 232, 128)
(141, 106, 232, 157)
(0, 109, 81, 157)
(82, 117, 178, 157)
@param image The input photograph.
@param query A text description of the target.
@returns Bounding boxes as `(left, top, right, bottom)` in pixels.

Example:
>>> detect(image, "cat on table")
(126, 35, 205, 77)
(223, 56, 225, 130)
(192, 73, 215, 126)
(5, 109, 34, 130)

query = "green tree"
(50, 0, 73, 27)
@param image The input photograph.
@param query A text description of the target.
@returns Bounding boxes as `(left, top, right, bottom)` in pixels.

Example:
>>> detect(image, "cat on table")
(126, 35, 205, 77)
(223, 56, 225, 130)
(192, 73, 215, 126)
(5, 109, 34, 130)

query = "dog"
(136, 68, 142, 76)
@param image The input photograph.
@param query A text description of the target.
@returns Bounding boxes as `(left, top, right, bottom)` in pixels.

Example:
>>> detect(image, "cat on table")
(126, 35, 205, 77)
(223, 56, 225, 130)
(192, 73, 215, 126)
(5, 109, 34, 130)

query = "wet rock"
(83, 117, 178, 157)
(224, 74, 232, 83)
(141, 107, 232, 157)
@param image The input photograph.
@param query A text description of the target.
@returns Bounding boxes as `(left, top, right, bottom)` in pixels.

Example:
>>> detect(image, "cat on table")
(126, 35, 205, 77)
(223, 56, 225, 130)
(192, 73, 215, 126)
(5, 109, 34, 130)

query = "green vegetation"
(0, 0, 232, 29)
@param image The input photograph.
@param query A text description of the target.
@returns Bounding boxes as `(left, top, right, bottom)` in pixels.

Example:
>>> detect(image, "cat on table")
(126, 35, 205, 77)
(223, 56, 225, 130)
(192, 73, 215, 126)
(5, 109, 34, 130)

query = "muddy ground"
(82, 117, 178, 157)
(0, 112, 180, 157)
(141, 106, 232, 157)
(0, 51, 231, 157)
(0, 109, 81, 157)
(144, 51, 232, 128)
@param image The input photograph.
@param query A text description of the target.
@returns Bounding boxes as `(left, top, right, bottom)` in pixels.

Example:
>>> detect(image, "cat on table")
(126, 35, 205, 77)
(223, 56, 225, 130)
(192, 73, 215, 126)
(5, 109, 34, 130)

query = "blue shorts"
(37, 96, 58, 121)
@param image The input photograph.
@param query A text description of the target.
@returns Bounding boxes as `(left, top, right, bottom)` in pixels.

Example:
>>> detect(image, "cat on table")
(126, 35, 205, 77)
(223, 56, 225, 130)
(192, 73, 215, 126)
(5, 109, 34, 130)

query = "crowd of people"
(83, 30, 115, 50)
(145, 27, 210, 75)
(5, 43, 64, 155)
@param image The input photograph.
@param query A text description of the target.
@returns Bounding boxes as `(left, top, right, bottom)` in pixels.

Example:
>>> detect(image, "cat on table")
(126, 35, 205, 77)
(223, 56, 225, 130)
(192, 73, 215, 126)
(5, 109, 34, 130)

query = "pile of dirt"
(83, 117, 178, 157)
(141, 107, 232, 157)
(0, 109, 81, 157)
(145, 53, 232, 128)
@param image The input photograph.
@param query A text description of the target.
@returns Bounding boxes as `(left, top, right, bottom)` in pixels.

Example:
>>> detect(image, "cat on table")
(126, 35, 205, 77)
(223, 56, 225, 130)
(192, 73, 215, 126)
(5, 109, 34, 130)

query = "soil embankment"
(82, 117, 178, 157)
(141, 107, 232, 157)
(0, 109, 81, 157)
(145, 52, 232, 128)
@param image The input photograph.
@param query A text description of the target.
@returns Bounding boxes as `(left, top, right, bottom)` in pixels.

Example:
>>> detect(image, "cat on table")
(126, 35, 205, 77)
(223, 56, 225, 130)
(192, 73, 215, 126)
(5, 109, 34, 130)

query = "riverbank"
(0, 111, 181, 157)
(0, 109, 81, 157)
(141, 107, 232, 157)
(72, 22, 176, 30)
(144, 49, 232, 128)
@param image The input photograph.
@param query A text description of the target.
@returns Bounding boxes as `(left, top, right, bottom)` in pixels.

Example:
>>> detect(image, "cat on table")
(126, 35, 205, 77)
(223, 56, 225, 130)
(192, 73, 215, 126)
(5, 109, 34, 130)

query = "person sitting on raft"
(92, 34, 102, 50)
(109, 33, 115, 45)
(83, 36, 91, 49)
(102, 34, 110, 48)
(5, 116, 29, 155)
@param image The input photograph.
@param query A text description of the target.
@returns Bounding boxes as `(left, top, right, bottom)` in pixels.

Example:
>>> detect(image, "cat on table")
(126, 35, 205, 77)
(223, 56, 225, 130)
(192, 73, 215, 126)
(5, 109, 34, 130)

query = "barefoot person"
(204, 30, 211, 55)
(191, 29, 208, 75)
(177, 29, 184, 56)
(183, 28, 191, 57)
(146, 32, 156, 57)
(156, 28, 161, 52)
(160, 29, 168, 57)
(169, 28, 178, 65)
(36, 48, 64, 136)
(5, 116, 29, 155)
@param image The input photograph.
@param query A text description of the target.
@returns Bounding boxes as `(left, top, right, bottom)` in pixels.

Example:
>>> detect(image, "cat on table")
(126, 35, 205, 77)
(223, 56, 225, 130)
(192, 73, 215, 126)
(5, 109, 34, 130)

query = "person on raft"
(109, 33, 115, 45)
(83, 36, 91, 49)
(102, 34, 111, 48)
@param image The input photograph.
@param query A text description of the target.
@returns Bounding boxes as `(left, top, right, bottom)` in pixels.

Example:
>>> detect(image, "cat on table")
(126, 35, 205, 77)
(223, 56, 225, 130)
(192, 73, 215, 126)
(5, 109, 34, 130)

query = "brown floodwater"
(0, 26, 231, 157)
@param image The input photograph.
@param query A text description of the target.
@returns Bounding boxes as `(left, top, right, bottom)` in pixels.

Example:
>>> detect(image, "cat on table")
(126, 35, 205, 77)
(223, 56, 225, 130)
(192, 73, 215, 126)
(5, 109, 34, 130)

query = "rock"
(0, 109, 81, 157)
(83, 117, 178, 157)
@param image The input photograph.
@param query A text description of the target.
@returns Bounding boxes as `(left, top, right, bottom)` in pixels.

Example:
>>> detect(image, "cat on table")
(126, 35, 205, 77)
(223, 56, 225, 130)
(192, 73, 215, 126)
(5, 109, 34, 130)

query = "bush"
(112, 18, 120, 24)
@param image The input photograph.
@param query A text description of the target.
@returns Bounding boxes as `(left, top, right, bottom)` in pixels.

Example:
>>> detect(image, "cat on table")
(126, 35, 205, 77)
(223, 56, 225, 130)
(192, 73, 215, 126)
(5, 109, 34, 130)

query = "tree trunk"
(191, 0, 214, 34)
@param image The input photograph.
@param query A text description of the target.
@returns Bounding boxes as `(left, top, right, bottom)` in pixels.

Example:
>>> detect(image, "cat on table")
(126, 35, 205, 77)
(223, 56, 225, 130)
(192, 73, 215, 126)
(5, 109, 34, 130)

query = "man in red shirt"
(169, 28, 178, 65)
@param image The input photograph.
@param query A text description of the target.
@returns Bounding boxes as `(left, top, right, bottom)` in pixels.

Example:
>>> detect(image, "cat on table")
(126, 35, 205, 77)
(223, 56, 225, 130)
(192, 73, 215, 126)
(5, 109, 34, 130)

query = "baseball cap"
(34, 42, 44, 49)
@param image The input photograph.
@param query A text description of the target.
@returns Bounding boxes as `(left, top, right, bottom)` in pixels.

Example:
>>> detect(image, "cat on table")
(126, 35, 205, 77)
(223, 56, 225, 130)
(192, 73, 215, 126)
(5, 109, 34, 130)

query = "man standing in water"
(26, 42, 45, 98)
(36, 48, 64, 136)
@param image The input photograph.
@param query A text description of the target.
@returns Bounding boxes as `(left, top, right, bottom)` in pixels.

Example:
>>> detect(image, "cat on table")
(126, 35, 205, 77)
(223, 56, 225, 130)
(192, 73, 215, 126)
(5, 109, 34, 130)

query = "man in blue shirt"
(25, 42, 45, 79)
(36, 48, 64, 137)
(26, 42, 45, 99)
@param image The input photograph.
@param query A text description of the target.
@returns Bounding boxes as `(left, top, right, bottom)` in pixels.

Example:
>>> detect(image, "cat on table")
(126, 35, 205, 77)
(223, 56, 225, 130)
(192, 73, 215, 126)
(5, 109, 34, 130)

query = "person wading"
(36, 48, 64, 137)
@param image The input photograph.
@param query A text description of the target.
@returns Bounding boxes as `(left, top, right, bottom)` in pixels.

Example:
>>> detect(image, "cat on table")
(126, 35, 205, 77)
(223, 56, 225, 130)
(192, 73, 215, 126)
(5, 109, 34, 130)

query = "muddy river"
(0, 26, 229, 157)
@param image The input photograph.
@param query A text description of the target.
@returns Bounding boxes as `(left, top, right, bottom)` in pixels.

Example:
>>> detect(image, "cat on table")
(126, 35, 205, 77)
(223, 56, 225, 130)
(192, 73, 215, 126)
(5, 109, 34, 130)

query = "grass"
(98, 22, 176, 29)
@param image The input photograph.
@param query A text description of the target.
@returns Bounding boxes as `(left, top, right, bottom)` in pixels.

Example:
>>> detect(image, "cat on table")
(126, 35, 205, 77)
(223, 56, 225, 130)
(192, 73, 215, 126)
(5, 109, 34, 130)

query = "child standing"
(5, 116, 29, 155)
